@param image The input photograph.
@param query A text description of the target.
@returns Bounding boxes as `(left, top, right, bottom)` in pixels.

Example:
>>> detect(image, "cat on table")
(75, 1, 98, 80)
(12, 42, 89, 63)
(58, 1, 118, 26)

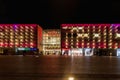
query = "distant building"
(0, 24, 42, 55)
(43, 29, 61, 55)
(61, 24, 120, 56)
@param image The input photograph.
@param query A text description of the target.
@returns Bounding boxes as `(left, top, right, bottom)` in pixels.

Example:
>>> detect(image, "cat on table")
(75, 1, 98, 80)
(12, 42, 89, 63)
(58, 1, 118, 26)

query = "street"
(0, 55, 120, 80)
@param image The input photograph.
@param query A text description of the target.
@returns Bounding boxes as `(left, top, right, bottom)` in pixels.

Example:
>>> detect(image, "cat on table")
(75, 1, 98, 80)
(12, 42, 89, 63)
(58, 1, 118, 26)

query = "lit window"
(84, 33, 89, 37)
(65, 46, 68, 48)
(62, 26, 67, 29)
(77, 34, 82, 37)
(71, 46, 73, 48)
(109, 33, 112, 35)
(76, 43, 78, 45)
(93, 26, 95, 28)
(78, 27, 83, 29)
(115, 46, 118, 49)
(76, 39, 79, 42)
(10, 33, 14, 35)
(25, 26, 29, 29)
(20, 36, 23, 39)
(104, 33, 106, 35)
(98, 40, 101, 42)
(15, 39, 18, 41)
(15, 43, 18, 45)
(109, 43, 112, 46)
(66, 43, 68, 45)
(20, 39, 23, 42)
(71, 43, 73, 45)
(94, 33, 99, 37)
(82, 43, 84, 45)
(30, 26, 33, 29)
(30, 42, 33, 45)
(116, 33, 120, 38)
(104, 39, 106, 41)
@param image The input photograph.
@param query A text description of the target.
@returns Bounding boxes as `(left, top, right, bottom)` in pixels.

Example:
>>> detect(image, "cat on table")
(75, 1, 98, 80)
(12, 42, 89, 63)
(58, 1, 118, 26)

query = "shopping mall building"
(0, 24, 42, 55)
(61, 24, 120, 56)
(42, 29, 61, 55)
(1, 23, 120, 56)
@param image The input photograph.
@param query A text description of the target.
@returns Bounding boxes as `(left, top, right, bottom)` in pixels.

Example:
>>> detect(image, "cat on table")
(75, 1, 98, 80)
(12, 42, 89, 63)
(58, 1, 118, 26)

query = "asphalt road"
(0, 55, 120, 80)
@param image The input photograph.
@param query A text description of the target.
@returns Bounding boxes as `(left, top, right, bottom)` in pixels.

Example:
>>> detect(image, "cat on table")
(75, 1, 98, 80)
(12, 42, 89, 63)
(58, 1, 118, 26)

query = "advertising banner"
(117, 49, 120, 56)
(70, 48, 83, 56)
(84, 48, 93, 56)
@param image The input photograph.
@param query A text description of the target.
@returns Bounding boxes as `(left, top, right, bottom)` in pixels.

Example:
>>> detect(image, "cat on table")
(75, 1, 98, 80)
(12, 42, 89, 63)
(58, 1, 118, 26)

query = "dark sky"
(0, 0, 120, 29)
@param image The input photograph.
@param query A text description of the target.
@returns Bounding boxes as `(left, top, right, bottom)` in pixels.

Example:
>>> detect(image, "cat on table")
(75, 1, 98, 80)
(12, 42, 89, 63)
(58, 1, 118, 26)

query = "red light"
(0, 24, 14, 26)
(76, 43, 79, 45)
(15, 24, 37, 27)
(61, 24, 111, 27)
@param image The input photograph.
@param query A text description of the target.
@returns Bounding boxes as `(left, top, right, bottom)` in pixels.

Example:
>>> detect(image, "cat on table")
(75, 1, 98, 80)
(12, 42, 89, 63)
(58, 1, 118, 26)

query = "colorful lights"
(0, 24, 37, 48)
(62, 24, 111, 49)
(61, 24, 120, 52)
(43, 29, 61, 55)
(61, 24, 111, 27)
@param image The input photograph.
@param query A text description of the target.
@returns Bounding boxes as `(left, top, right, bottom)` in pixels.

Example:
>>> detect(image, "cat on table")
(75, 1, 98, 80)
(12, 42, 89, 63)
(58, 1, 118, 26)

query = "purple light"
(112, 24, 120, 26)
(13, 25, 18, 30)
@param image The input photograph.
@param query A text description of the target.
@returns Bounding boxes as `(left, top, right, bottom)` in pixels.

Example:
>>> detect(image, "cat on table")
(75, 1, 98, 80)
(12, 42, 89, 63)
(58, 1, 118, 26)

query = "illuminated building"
(61, 24, 115, 56)
(0, 24, 42, 55)
(43, 29, 61, 55)
(110, 24, 120, 56)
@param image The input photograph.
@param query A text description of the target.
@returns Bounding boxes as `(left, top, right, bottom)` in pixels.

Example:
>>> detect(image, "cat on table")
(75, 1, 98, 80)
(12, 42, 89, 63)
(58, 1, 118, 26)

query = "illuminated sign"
(18, 48, 25, 50)
(84, 48, 93, 56)
(117, 49, 120, 56)
(30, 48, 37, 51)
(70, 48, 83, 56)
(25, 48, 30, 51)
(78, 27, 83, 29)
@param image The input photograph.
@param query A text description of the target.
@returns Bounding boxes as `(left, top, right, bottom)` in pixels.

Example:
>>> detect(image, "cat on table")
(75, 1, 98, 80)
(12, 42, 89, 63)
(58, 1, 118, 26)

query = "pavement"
(0, 55, 120, 80)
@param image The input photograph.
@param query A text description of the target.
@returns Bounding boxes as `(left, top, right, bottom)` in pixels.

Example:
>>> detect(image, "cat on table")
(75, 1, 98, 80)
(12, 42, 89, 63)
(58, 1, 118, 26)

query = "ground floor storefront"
(62, 48, 120, 56)
(43, 49, 61, 55)
(0, 48, 38, 55)
(1, 48, 120, 56)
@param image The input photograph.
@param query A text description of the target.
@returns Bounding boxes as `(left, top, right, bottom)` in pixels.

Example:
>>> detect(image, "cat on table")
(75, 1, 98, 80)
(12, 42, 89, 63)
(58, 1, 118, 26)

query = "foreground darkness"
(0, 55, 120, 80)
(0, 1, 120, 29)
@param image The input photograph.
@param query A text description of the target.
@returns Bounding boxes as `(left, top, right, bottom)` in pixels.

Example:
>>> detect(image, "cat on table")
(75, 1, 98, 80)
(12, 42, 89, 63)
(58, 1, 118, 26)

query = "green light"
(25, 48, 30, 51)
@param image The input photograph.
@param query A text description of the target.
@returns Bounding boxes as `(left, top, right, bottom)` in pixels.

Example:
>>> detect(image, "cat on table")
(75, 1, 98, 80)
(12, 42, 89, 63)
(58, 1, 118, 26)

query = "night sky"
(0, 1, 120, 29)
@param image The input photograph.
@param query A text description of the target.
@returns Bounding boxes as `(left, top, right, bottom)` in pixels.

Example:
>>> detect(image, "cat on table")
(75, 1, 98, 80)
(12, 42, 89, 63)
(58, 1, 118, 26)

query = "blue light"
(30, 48, 34, 50)
(33, 48, 36, 50)
(30, 48, 37, 51)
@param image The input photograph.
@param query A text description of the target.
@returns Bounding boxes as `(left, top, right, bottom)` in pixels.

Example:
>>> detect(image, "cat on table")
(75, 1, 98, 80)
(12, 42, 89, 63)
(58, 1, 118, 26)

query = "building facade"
(61, 24, 120, 56)
(0, 24, 42, 55)
(43, 29, 61, 55)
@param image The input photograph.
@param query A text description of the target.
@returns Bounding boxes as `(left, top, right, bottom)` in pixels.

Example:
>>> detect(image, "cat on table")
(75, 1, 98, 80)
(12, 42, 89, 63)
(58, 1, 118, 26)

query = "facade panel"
(43, 29, 61, 55)
(61, 24, 114, 56)
(0, 24, 41, 55)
